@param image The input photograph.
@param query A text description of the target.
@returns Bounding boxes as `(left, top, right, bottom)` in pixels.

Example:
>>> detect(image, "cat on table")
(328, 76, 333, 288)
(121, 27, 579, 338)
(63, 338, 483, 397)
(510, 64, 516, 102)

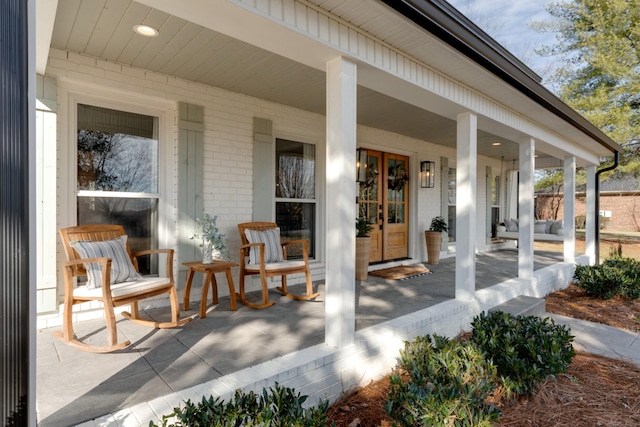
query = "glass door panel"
(358, 151, 382, 262)
(383, 153, 409, 259)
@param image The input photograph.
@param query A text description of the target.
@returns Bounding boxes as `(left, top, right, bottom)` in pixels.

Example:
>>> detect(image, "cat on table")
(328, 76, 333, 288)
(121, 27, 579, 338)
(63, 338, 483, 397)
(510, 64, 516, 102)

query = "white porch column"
(455, 112, 477, 302)
(325, 57, 357, 349)
(564, 156, 576, 263)
(585, 165, 597, 264)
(518, 138, 535, 279)
(36, 75, 58, 314)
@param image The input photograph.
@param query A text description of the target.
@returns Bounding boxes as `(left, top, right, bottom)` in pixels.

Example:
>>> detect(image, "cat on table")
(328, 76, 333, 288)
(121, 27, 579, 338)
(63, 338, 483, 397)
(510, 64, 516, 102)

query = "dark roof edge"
(380, 0, 620, 154)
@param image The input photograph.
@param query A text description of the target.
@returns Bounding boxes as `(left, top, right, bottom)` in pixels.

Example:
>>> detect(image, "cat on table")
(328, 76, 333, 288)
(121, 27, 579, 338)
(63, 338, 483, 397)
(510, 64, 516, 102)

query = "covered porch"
(33, 0, 613, 351)
(37, 249, 575, 426)
(26, 0, 619, 425)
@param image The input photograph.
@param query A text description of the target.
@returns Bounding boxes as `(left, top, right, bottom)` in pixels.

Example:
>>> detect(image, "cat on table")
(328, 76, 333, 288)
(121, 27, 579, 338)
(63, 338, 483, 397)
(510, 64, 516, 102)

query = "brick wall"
(536, 192, 640, 231)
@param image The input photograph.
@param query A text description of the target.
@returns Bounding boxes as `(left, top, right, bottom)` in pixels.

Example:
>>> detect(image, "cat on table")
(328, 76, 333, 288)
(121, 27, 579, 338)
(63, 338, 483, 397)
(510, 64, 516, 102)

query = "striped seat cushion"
(244, 260, 306, 272)
(73, 276, 171, 298)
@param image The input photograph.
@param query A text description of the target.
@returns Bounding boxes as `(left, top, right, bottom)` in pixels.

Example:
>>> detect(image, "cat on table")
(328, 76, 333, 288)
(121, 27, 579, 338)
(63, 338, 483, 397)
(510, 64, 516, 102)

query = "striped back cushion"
(70, 236, 140, 288)
(244, 228, 284, 264)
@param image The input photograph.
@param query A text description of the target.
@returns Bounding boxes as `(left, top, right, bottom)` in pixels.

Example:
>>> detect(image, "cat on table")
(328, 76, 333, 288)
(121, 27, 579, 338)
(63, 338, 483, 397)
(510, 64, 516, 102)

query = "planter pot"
(202, 244, 223, 264)
(355, 236, 371, 280)
(425, 231, 442, 265)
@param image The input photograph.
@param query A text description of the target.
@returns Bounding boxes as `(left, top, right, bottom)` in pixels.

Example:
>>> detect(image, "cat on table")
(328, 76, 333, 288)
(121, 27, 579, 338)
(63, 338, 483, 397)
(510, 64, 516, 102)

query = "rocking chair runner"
(57, 224, 191, 353)
(237, 222, 320, 309)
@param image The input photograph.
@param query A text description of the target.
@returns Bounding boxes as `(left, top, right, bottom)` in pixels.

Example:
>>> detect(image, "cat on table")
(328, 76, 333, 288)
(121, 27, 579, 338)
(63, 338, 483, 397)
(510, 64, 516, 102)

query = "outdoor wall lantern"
(420, 160, 435, 188)
(356, 148, 368, 183)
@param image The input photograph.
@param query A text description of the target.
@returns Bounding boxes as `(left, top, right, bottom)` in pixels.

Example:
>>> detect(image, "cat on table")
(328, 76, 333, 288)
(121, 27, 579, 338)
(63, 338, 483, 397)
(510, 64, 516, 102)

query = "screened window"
(76, 104, 160, 274)
(275, 138, 316, 259)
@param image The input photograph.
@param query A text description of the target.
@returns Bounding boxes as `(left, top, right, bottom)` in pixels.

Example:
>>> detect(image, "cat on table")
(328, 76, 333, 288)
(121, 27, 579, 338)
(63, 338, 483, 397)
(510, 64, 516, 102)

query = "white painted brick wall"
(39, 48, 501, 329)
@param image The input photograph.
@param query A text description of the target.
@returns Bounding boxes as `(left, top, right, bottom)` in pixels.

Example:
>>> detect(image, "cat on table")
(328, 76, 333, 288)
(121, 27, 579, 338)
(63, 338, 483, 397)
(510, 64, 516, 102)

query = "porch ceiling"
(48, 0, 557, 162)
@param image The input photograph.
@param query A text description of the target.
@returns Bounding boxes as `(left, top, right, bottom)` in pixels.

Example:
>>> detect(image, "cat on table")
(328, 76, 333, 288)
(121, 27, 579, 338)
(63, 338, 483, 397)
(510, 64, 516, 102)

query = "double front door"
(358, 150, 409, 262)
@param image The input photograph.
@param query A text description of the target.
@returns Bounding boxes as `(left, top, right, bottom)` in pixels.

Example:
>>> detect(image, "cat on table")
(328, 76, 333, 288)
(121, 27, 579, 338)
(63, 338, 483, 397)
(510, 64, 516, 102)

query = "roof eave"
(380, 0, 620, 155)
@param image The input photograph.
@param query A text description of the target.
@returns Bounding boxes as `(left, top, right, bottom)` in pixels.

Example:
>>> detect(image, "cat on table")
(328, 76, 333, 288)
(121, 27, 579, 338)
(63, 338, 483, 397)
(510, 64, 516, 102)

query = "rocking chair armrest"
(238, 242, 266, 265)
(61, 257, 113, 293)
(240, 242, 264, 250)
(63, 256, 111, 267)
(131, 248, 174, 274)
(239, 242, 264, 255)
(131, 248, 173, 257)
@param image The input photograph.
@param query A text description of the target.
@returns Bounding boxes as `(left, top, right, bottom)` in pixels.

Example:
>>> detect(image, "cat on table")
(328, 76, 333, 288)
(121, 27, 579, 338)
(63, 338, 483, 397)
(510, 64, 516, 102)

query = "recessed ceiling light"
(492, 142, 501, 146)
(133, 24, 159, 37)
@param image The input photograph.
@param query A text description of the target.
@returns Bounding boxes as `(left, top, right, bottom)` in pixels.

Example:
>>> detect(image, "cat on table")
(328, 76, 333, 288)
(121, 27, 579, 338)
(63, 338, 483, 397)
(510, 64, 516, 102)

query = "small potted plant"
(355, 216, 373, 280)
(191, 214, 229, 263)
(425, 216, 448, 265)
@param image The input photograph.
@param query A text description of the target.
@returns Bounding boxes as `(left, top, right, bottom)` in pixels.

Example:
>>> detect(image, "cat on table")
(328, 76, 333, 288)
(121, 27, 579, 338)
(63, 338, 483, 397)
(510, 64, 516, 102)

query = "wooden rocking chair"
(57, 224, 191, 353)
(237, 222, 320, 309)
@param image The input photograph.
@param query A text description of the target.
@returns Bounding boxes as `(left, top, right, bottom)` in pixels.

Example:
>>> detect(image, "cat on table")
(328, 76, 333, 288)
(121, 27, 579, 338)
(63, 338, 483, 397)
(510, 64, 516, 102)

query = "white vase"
(202, 243, 213, 264)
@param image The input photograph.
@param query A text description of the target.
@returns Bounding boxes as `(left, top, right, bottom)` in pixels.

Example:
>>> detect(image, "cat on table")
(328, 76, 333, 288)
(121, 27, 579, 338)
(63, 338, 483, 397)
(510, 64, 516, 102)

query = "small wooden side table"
(182, 260, 239, 318)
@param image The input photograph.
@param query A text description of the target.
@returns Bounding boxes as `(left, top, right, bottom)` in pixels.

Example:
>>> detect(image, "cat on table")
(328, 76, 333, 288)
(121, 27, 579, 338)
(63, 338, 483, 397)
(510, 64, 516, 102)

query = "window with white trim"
(76, 104, 160, 274)
(275, 138, 316, 259)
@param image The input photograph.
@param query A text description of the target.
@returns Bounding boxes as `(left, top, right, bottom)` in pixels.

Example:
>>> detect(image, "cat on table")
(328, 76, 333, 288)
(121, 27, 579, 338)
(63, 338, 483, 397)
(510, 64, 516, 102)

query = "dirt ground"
(326, 237, 640, 427)
(533, 233, 640, 260)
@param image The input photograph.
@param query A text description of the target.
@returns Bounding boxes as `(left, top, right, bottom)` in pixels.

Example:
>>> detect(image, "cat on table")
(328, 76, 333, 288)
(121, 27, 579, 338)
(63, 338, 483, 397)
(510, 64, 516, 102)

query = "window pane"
(77, 104, 158, 192)
(448, 205, 456, 242)
(491, 206, 500, 238)
(491, 175, 500, 205)
(368, 203, 378, 226)
(276, 139, 315, 199)
(77, 196, 158, 274)
(275, 139, 316, 259)
(448, 168, 456, 205)
(276, 202, 315, 259)
(396, 203, 404, 224)
(388, 204, 396, 224)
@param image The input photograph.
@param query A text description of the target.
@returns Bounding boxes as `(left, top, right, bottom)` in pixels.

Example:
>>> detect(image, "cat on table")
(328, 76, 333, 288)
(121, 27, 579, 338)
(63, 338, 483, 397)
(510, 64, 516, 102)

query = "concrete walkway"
(547, 313, 640, 366)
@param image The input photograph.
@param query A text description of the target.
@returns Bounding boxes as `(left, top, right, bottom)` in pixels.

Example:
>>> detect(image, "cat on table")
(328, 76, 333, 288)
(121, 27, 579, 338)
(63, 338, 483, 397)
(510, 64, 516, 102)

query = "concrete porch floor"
(36, 249, 565, 426)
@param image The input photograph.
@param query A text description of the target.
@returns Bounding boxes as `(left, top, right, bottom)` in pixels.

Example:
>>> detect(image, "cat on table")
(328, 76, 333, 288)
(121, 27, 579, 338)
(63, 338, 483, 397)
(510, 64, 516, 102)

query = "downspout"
(594, 150, 619, 264)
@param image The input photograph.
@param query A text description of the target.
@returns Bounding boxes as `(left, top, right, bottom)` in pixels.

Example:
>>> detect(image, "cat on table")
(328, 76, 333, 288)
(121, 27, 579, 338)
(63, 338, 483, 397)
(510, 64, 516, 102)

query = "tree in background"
(536, 0, 640, 179)
(535, 169, 565, 219)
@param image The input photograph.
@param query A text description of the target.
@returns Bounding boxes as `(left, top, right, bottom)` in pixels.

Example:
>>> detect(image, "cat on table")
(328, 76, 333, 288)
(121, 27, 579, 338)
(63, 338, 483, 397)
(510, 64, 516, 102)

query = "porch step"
(489, 295, 545, 317)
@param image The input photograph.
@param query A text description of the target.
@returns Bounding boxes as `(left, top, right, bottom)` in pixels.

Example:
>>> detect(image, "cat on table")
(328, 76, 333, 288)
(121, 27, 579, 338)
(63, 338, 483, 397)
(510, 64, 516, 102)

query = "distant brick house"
(536, 178, 640, 232)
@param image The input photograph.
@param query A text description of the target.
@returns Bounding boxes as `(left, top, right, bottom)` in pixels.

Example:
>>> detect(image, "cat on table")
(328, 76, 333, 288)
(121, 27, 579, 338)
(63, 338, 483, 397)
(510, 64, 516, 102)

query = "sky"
(447, 0, 559, 78)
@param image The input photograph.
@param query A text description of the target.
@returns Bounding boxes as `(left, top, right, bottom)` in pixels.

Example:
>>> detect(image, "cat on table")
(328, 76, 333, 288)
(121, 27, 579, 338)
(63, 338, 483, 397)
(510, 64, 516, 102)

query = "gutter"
(595, 151, 620, 264)
(380, 0, 620, 155)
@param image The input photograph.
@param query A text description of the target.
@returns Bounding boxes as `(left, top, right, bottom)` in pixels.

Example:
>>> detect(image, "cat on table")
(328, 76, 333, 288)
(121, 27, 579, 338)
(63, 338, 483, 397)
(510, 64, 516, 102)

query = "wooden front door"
(358, 151, 409, 262)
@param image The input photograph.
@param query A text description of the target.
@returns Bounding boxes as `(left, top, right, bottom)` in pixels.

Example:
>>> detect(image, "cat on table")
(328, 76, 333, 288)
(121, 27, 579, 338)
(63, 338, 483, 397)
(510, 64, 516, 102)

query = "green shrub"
(470, 311, 575, 396)
(573, 257, 640, 300)
(151, 383, 332, 427)
(386, 334, 500, 426)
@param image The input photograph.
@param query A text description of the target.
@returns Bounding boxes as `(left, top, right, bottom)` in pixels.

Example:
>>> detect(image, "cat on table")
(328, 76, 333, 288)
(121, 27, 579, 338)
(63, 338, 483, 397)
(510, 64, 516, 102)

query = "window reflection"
(275, 139, 316, 259)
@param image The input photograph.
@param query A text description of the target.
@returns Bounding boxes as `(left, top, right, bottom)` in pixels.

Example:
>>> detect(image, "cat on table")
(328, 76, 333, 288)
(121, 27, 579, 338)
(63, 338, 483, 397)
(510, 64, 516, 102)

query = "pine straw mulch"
(326, 285, 640, 427)
(545, 284, 640, 333)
